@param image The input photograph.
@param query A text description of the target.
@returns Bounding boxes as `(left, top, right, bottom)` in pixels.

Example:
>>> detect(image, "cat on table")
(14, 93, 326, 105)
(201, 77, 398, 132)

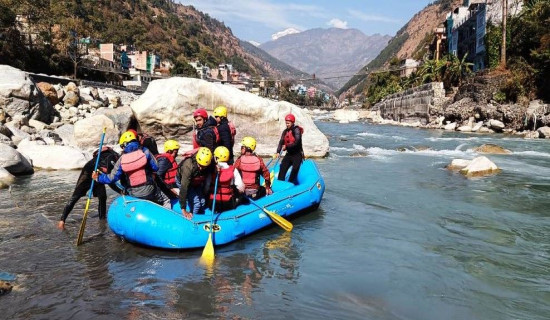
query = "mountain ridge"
(260, 28, 391, 90)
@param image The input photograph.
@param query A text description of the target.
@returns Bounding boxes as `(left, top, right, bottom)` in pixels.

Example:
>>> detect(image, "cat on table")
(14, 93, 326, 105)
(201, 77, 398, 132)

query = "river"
(1, 121, 549, 319)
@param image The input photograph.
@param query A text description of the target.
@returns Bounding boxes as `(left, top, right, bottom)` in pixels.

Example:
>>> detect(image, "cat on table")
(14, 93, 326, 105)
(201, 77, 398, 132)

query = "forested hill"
(0, 0, 302, 80)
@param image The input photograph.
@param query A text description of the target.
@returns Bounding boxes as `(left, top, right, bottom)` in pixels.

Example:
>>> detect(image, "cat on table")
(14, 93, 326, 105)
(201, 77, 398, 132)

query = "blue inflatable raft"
(107, 159, 325, 249)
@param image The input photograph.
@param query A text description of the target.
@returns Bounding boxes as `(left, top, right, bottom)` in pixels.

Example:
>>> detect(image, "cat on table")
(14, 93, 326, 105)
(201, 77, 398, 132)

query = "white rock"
(333, 109, 359, 123)
(73, 115, 118, 150)
(18, 144, 88, 170)
(536, 126, 550, 139)
(29, 119, 47, 131)
(472, 121, 483, 132)
(488, 119, 505, 131)
(447, 159, 471, 171)
(0, 144, 34, 175)
(0, 167, 15, 188)
(460, 156, 500, 177)
(444, 122, 457, 131)
(131, 77, 329, 157)
(457, 125, 472, 132)
(0, 65, 32, 100)
(478, 127, 495, 133)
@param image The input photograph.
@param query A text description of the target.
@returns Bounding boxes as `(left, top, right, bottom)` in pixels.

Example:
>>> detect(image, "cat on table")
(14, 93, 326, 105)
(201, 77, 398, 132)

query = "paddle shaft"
(76, 127, 107, 246)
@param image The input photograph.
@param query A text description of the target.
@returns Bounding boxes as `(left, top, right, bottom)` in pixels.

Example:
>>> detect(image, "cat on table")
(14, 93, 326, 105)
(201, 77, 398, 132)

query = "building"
(128, 51, 148, 71)
(147, 53, 160, 74)
(399, 59, 420, 78)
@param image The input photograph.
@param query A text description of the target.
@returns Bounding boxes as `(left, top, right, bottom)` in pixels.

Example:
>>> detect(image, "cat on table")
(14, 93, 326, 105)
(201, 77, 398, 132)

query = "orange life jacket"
(155, 153, 178, 187)
(238, 154, 261, 190)
(210, 165, 235, 202)
(120, 149, 149, 187)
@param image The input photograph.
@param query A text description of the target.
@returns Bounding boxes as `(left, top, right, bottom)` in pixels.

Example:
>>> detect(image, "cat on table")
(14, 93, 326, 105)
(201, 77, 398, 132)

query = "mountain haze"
(260, 28, 391, 90)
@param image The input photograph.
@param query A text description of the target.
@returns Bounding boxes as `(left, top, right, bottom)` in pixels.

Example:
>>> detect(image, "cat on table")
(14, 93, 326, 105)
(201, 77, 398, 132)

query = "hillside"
(0, 0, 306, 81)
(337, 0, 463, 98)
(260, 28, 391, 90)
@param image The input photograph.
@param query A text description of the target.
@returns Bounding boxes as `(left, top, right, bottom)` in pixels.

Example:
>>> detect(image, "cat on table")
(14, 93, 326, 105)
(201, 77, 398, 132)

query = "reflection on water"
(1, 122, 550, 319)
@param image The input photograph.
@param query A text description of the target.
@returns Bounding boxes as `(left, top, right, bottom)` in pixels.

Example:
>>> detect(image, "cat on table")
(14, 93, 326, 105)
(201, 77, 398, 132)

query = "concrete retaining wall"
(373, 82, 446, 124)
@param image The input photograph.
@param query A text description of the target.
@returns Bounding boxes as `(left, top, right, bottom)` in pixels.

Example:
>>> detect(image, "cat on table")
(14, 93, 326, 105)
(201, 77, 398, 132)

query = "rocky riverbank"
(0, 65, 329, 188)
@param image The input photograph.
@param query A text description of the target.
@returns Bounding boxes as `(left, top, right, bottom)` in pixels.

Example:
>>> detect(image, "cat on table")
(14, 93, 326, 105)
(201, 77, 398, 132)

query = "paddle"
(247, 197, 293, 232)
(269, 151, 283, 183)
(201, 172, 219, 264)
(76, 127, 107, 246)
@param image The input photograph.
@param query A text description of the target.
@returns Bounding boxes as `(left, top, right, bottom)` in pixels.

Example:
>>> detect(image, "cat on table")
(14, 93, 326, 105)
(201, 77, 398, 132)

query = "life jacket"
(212, 121, 236, 144)
(283, 126, 304, 147)
(155, 153, 178, 187)
(238, 154, 261, 190)
(178, 149, 207, 187)
(210, 165, 235, 202)
(193, 127, 219, 149)
(120, 149, 150, 187)
(138, 133, 159, 155)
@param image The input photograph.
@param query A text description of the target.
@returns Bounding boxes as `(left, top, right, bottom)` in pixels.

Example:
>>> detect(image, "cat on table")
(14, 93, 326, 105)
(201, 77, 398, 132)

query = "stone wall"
(373, 82, 447, 124)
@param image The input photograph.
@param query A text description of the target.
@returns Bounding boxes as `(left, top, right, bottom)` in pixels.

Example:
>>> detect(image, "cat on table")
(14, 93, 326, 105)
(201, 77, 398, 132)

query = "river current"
(1, 121, 549, 319)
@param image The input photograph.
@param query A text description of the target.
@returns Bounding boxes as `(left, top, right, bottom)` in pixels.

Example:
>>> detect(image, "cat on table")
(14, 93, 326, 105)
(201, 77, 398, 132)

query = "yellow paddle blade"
(264, 208, 293, 232)
(200, 233, 215, 265)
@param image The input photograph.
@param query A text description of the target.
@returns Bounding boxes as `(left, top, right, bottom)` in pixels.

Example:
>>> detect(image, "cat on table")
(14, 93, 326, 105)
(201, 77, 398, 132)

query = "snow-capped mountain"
(271, 28, 301, 41)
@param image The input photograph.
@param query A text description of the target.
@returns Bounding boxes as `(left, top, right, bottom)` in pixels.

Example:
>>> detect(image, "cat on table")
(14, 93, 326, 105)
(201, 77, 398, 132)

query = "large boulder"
(0, 167, 15, 188)
(0, 144, 34, 175)
(537, 126, 550, 139)
(36, 82, 59, 105)
(73, 115, 118, 150)
(131, 77, 329, 157)
(0, 65, 32, 100)
(93, 106, 135, 132)
(54, 124, 76, 146)
(460, 156, 500, 177)
(17, 143, 88, 170)
(446, 159, 471, 171)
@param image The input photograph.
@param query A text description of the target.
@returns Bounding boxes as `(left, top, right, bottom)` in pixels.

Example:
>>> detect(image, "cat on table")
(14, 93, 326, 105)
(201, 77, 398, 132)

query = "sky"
(178, 0, 435, 44)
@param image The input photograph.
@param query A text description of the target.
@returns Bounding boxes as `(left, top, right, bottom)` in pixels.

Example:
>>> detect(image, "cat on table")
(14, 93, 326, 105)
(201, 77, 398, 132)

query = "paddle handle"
(87, 127, 107, 199)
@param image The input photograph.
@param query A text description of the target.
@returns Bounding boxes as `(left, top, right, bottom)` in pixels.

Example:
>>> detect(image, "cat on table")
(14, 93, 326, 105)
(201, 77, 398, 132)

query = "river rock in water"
(0, 280, 13, 295)
(460, 156, 500, 177)
(473, 144, 511, 154)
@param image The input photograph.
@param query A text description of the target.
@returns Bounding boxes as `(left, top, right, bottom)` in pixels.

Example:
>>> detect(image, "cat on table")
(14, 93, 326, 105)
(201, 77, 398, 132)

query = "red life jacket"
(238, 155, 261, 190)
(120, 149, 149, 187)
(155, 153, 178, 187)
(178, 149, 207, 187)
(210, 165, 235, 202)
(212, 121, 236, 144)
(283, 126, 304, 147)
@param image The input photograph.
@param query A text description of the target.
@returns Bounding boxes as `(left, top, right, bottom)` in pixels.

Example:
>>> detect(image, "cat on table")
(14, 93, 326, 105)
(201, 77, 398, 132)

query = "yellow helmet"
(119, 131, 137, 146)
(164, 140, 180, 152)
(214, 146, 230, 162)
(195, 147, 212, 167)
(213, 105, 227, 118)
(241, 136, 256, 151)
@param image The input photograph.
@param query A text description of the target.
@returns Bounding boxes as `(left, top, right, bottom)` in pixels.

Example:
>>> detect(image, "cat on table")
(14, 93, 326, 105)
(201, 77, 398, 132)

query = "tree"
(444, 53, 473, 87)
(501, 0, 508, 68)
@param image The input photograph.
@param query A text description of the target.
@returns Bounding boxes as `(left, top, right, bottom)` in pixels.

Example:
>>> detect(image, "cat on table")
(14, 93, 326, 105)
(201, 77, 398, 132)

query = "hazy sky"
(178, 0, 435, 43)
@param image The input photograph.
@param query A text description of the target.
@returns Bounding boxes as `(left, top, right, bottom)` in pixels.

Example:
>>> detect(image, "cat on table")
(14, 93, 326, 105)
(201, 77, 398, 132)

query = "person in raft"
(192, 108, 218, 152)
(92, 131, 170, 208)
(57, 146, 121, 230)
(274, 113, 304, 184)
(209, 146, 245, 212)
(127, 128, 159, 156)
(212, 105, 237, 164)
(234, 136, 272, 200)
(156, 139, 180, 195)
(177, 147, 214, 220)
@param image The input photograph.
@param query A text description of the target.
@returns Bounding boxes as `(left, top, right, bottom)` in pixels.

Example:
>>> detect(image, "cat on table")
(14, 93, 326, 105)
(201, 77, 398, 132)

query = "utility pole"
(501, 0, 507, 68)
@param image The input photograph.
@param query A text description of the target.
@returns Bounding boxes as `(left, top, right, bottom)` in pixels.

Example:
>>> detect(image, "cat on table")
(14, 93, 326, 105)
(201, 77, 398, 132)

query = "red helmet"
(193, 108, 208, 119)
(285, 114, 296, 123)
(127, 129, 138, 137)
